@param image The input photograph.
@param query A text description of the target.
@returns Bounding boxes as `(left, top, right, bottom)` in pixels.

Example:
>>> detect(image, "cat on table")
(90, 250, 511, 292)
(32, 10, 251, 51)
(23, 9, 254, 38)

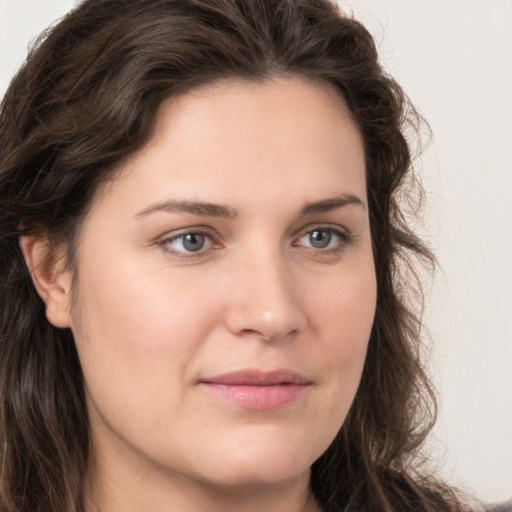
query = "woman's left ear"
(19, 235, 73, 329)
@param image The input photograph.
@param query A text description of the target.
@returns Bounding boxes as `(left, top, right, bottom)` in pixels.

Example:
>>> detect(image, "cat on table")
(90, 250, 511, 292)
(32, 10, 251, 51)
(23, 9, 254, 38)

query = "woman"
(0, 0, 470, 511)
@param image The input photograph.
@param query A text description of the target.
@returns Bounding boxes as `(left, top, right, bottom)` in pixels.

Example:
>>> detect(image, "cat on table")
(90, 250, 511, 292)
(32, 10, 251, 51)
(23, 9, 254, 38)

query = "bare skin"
(22, 78, 376, 512)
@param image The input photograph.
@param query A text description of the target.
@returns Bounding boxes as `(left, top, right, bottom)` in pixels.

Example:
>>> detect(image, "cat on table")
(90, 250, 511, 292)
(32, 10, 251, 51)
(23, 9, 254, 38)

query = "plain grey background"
(1, 0, 511, 504)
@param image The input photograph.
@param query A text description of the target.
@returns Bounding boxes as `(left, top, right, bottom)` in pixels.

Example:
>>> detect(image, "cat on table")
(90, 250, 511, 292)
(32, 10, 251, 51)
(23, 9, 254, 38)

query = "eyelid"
(292, 224, 354, 251)
(155, 223, 354, 258)
(157, 226, 220, 257)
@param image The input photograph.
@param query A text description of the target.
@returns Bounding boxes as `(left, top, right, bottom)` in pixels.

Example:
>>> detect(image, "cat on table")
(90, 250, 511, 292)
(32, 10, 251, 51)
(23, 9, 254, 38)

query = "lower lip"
(200, 383, 308, 410)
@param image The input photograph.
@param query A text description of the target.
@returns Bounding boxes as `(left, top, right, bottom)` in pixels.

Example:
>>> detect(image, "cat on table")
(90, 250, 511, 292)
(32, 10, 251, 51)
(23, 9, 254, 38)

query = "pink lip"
(199, 369, 311, 410)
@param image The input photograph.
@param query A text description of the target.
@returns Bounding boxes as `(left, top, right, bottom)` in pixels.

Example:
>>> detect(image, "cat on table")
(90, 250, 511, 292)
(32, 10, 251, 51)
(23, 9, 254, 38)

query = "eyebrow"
(135, 200, 238, 219)
(300, 194, 366, 214)
(134, 193, 365, 219)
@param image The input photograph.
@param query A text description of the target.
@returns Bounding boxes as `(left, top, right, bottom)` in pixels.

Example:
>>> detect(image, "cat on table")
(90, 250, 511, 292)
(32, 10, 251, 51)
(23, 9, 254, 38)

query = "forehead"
(89, 77, 366, 217)
(150, 76, 359, 148)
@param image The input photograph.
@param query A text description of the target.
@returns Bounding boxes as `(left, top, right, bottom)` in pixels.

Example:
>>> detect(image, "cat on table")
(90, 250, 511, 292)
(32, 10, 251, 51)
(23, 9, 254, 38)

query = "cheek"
(311, 261, 376, 394)
(286, 262, 376, 460)
(315, 260, 376, 340)
(72, 253, 214, 349)
(69, 259, 227, 452)
(69, 257, 217, 406)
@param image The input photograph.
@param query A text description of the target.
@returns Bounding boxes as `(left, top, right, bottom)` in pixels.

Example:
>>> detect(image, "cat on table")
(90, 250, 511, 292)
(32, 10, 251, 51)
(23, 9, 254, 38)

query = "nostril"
(239, 328, 273, 342)
(238, 327, 299, 343)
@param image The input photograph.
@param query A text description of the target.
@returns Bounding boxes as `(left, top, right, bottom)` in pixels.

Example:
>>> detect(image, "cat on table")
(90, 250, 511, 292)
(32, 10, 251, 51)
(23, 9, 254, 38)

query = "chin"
(203, 460, 311, 491)
(165, 411, 342, 493)
(188, 434, 321, 490)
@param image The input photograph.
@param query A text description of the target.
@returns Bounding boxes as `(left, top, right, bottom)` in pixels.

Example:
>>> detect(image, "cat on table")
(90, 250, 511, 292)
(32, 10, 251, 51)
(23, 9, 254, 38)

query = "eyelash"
(293, 226, 353, 254)
(158, 225, 353, 258)
(158, 228, 217, 257)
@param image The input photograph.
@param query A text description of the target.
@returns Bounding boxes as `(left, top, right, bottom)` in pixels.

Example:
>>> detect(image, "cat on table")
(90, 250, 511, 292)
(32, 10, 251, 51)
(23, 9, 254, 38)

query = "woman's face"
(63, 79, 376, 493)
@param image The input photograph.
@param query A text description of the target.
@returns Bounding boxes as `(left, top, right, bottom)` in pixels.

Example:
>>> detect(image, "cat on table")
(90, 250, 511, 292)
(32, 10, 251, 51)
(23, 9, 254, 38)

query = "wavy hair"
(0, 1, 465, 510)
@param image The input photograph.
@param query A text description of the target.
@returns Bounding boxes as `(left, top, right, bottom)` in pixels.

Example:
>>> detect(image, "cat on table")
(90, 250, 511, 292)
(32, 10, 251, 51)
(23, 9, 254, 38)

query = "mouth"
(199, 369, 312, 410)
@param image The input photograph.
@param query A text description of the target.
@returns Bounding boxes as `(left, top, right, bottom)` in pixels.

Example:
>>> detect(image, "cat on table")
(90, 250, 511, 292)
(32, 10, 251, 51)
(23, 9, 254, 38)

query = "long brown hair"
(0, 1, 465, 510)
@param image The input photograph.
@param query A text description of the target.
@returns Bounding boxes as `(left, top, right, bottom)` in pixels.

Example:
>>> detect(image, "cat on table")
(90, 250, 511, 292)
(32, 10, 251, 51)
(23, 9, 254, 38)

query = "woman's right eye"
(160, 231, 214, 255)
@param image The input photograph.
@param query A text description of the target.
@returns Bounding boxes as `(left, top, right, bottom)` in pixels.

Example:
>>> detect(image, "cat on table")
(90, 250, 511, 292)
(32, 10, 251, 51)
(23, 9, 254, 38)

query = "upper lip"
(200, 369, 311, 386)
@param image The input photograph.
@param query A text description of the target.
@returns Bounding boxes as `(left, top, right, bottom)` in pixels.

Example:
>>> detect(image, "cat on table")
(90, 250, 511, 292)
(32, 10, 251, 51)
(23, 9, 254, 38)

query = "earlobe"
(19, 235, 73, 329)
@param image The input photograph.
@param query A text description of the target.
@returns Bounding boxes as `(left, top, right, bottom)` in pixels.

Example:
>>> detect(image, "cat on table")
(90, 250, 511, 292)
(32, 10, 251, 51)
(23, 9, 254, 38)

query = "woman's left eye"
(161, 232, 213, 254)
(296, 228, 349, 251)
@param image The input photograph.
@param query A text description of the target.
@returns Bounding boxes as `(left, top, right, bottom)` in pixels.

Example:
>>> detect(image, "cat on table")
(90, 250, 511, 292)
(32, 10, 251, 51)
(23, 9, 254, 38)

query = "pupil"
(310, 230, 331, 248)
(183, 233, 205, 252)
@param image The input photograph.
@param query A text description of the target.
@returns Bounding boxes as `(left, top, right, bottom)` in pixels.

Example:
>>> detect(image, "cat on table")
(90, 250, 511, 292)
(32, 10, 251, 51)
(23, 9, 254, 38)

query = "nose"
(223, 250, 308, 342)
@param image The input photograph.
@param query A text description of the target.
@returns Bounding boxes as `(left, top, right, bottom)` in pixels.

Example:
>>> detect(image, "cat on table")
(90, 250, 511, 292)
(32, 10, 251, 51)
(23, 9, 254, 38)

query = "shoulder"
(487, 499, 512, 512)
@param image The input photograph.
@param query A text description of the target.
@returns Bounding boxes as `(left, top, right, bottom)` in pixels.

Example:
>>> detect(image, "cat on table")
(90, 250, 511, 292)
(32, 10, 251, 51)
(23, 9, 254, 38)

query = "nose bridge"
(224, 240, 306, 341)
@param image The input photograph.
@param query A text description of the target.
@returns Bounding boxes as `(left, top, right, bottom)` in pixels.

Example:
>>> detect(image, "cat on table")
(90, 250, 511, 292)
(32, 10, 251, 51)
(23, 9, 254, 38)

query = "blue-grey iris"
(183, 233, 205, 252)
(309, 229, 331, 248)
